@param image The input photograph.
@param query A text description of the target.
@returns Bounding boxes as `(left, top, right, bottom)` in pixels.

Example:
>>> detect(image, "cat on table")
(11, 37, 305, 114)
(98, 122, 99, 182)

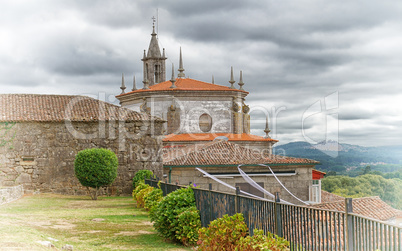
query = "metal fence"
(145, 179, 402, 250)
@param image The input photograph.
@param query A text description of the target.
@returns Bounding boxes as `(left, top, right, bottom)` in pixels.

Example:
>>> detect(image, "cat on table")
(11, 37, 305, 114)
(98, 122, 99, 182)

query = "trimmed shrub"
(175, 206, 201, 246)
(153, 187, 198, 245)
(236, 229, 290, 251)
(144, 187, 163, 221)
(197, 213, 290, 250)
(132, 182, 148, 199)
(132, 183, 150, 207)
(133, 170, 154, 189)
(197, 213, 248, 250)
(136, 185, 154, 208)
(74, 148, 118, 200)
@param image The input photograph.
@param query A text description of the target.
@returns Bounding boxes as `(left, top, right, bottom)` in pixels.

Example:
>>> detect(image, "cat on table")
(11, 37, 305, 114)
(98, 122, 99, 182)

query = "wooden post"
(274, 192, 282, 237)
(209, 183, 213, 224)
(235, 186, 240, 214)
(345, 198, 354, 251)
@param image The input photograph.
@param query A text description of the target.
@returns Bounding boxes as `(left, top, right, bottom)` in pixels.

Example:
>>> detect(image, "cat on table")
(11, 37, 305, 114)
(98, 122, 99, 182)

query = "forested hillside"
(273, 141, 402, 175)
(321, 174, 402, 210)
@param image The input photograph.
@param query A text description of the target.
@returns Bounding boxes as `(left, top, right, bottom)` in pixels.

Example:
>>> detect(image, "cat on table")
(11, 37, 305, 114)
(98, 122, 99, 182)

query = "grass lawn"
(0, 194, 191, 250)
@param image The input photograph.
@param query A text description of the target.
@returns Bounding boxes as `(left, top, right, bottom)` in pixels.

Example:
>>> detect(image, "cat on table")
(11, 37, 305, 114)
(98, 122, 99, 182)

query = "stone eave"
(117, 89, 248, 104)
(163, 163, 318, 168)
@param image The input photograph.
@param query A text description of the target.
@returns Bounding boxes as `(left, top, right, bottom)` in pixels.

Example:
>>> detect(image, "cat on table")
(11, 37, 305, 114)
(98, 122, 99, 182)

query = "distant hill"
(273, 141, 402, 175)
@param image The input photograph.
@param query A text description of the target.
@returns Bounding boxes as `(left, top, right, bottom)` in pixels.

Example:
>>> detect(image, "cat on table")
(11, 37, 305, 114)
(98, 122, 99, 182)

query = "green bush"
(175, 206, 201, 246)
(153, 187, 198, 245)
(198, 214, 290, 250)
(136, 185, 154, 208)
(144, 188, 163, 221)
(74, 148, 118, 200)
(236, 229, 290, 251)
(197, 213, 248, 250)
(133, 170, 154, 189)
(132, 183, 150, 208)
(132, 182, 148, 199)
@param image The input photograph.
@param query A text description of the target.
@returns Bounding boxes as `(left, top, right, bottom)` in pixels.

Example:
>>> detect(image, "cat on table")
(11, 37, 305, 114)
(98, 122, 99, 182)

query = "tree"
(362, 165, 371, 175)
(74, 148, 118, 200)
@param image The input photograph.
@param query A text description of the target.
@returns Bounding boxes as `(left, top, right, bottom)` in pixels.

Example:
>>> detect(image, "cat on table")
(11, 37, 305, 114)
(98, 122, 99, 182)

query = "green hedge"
(152, 187, 201, 246)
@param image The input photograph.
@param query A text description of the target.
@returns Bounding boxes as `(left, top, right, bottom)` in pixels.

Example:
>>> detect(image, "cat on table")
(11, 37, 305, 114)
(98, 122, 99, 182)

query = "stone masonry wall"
(0, 185, 23, 205)
(0, 120, 164, 195)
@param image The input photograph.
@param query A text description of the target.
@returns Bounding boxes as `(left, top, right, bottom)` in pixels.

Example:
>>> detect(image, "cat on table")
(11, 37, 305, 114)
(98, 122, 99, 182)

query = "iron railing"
(145, 179, 401, 250)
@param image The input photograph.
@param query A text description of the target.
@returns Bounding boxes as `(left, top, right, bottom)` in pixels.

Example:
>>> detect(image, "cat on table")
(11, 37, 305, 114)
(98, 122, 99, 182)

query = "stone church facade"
(0, 94, 164, 195)
(116, 25, 320, 204)
(117, 25, 277, 153)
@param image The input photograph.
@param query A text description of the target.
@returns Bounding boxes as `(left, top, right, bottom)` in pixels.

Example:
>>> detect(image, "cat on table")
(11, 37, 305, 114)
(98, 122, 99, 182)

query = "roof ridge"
(117, 77, 249, 97)
(0, 94, 163, 122)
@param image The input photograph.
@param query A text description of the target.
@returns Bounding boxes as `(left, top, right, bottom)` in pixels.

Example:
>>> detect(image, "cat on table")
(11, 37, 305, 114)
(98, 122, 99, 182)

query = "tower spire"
(238, 70, 245, 91)
(120, 73, 126, 94)
(264, 116, 271, 139)
(170, 63, 177, 88)
(132, 75, 137, 91)
(178, 47, 185, 78)
(212, 75, 215, 84)
(229, 66, 235, 89)
(142, 22, 166, 86)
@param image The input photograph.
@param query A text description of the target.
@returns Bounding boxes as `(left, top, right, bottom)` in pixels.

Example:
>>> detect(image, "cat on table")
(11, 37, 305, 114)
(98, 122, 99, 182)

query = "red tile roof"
(311, 196, 402, 221)
(163, 140, 319, 166)
(117, 78, 248, 96)
(0, 94, 162, 122)
(163, 133, 278, 142)
(320, 190, 344, 203)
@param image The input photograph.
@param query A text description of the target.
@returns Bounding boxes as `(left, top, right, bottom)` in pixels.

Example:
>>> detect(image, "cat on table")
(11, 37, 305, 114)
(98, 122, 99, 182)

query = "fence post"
(235, 187, 240, 214)
(274, 192, 282, 237)
(345, 198, 354, 251)
(209, 183, 213, 224)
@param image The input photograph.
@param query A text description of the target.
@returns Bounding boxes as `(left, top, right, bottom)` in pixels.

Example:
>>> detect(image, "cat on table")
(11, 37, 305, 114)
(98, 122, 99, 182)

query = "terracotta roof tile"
(163, 133, 279, 142)
(320, 190, 345, 203)
(163, 140, 319, 166)
(0, 94, 163, 122)
(117, 78, 248, 96)
(311, 196, 402, 221)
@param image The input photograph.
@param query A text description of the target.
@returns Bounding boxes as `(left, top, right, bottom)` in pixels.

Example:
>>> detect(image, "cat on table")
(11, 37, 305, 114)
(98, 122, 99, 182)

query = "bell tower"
(142, 23, 167, 86)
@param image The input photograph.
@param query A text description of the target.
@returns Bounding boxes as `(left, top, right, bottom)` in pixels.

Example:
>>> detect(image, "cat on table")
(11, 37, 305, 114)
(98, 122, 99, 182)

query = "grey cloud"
(338, 109, 374, 121)
(1, 0, 402, 147)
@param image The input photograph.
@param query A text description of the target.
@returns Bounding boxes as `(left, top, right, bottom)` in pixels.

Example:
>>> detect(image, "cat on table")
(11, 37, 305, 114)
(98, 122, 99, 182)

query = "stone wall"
(0, 185, 23, 205)
(124, 96, 233, 134)
(165, 165, 313, 205)
(0, 120, 164, 195)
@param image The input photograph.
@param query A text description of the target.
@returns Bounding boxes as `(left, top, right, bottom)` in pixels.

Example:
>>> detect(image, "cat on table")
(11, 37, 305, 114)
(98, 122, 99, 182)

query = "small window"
(22, 157, 34, 162)
(199, 113, 212, 132)
(21, 157, 35, 166)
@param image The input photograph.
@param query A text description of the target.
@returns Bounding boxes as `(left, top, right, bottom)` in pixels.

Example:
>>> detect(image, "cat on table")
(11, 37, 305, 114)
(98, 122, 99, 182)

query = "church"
(116, 25, 321, 205)
(116, 24, 277, 152)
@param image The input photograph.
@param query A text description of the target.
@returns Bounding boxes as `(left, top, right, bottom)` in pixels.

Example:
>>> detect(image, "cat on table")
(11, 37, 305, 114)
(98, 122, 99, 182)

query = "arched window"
(199, 113, 212, 132)
(154, 64, 160, 83)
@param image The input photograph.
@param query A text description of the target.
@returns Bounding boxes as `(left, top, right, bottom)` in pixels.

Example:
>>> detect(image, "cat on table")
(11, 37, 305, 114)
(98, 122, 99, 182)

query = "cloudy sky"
(1, 0, 402, 147)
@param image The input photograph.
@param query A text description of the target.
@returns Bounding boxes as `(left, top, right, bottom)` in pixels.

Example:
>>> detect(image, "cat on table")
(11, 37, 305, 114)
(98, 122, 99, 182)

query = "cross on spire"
(152, 16, 156, 26)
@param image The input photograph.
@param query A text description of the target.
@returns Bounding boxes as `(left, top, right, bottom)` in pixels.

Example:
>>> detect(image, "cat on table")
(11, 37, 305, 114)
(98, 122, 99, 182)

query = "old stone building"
(116, 25, 277, 153)
(116, 25, 320, 205)
(0, 94, 164, 195)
